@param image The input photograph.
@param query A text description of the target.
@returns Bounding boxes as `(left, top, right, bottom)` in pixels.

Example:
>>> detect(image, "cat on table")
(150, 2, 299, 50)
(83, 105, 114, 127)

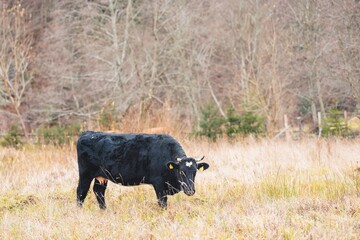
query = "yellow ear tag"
(169, 164, 174, 169)
(199, 166, 204, 171)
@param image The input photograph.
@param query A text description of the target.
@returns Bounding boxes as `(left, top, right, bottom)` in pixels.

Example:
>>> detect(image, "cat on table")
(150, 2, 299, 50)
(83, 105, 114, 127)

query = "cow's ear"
(167, 162, 179, 170)
(197, 163, 209, 171)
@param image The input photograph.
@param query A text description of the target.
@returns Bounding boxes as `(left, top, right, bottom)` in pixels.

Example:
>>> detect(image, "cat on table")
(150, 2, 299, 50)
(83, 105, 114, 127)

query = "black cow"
(76, 131, 209, 209)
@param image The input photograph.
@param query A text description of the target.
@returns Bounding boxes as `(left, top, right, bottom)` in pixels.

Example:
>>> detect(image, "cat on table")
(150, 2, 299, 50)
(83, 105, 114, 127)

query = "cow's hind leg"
(77, 175, 93, 207)
(93, 178, 108, 209)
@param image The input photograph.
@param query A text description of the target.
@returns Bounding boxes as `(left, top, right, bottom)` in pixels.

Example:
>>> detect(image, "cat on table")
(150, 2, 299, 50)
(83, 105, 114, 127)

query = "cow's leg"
(152, 182, 168, 208)
(93, 178, 108, 209)
(157, 194, 168, 208)
(77, 175, 93, 207)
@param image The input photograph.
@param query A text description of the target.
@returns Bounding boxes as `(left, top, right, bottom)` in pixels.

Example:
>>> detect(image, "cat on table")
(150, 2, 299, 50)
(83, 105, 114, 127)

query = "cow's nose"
(185, 190, 195, 196)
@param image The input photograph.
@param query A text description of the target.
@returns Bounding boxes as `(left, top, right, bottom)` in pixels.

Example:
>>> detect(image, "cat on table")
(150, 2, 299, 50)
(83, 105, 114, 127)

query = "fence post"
(317, 112, 322, 138)
(296, 116, 302, 139)
(284, 114, 290, 141)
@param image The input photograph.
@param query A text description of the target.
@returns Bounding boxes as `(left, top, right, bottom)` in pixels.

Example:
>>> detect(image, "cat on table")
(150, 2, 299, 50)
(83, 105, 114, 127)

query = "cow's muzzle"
(184, 190, 195, 196)
(180, 181, 195, 196)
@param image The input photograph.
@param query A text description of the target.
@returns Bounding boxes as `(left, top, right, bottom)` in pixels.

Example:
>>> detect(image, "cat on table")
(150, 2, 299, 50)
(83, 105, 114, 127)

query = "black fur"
(76, 131, 209, 208)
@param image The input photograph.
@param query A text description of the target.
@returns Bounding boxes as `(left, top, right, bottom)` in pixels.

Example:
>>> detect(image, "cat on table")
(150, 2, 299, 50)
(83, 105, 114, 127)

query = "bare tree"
(0, 2, 33, 136)
(280, 0, 359, 125)
(135, 0, 216, 122)
(337, 1, 360, 105)
(33, 0, 140, 125)
(211, 0, 289, 131)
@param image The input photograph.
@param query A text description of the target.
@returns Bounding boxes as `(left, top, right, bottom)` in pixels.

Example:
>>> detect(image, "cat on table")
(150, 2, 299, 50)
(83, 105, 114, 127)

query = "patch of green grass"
(0, 193, 39, 212)
(282, 227, 296, 240)
(257, 172, 299, 200)
(255, 167, 357, 202)
(305, 178, 348, 200)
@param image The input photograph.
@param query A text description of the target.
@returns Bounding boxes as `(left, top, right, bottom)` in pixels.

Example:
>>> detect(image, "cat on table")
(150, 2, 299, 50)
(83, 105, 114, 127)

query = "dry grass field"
(1, 138, 360, 239)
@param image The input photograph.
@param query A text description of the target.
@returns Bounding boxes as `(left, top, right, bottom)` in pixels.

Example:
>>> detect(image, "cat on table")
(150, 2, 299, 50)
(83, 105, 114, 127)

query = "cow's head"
(166, 156, 209, 196)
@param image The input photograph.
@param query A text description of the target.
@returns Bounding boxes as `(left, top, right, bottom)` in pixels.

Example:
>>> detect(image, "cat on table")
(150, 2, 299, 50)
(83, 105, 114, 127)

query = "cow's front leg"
(152, 180, 168, 208)
(157, 194, 168, 208)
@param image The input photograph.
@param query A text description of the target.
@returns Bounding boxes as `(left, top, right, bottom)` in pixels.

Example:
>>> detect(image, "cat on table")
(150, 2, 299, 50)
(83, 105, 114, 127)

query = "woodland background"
(1, 0, 360, 137)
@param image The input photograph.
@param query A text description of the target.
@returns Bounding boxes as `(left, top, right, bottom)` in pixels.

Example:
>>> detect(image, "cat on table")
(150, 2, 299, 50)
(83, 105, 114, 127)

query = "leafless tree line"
(0, 0, 359, 135)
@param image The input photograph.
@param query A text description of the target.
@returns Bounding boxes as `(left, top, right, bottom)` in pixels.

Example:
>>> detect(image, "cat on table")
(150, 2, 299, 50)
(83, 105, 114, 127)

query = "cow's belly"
(115, 175, 147, 185)
(95, 174, 147, 186)
(103, 167, 148, 186)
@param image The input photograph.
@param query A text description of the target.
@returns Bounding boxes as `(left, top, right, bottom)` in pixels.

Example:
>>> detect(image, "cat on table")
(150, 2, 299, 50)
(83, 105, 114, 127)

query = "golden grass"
(1, 138, 360, 239)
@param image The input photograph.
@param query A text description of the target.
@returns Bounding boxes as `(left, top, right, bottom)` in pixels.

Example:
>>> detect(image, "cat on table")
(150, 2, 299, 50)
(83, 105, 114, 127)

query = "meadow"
(0, 137, 359, 239)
